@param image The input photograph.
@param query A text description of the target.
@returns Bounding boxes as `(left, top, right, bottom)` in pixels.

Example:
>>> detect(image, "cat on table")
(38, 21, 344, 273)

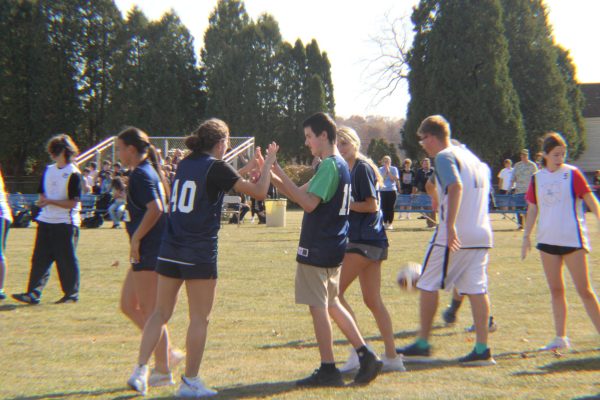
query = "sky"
(114, 0, 600, 119)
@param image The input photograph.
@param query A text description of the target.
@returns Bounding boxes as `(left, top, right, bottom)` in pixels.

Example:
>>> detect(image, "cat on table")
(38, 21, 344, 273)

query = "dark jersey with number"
(158, 153, 240, 267)
(297, 155, 351, 268)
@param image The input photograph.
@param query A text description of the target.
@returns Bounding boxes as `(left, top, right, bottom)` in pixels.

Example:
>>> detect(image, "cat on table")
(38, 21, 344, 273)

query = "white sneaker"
(176, 376, 217, 398)
(170, 349, 185, 368)
(339, 347, 360, 373)
(387, 224, 394, 230)
(148, 369, 175, 387)
(127, 364, 149, 395)
(539, 336, 571, 351)
(381, 353, 406, 372)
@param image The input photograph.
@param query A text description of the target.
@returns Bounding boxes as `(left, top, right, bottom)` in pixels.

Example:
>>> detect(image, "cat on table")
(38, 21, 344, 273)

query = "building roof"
(581, 83, 600, 118)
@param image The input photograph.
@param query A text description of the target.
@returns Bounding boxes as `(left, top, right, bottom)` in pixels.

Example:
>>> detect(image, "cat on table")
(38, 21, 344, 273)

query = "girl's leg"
(338, 253, 367, 323)
(358, 261, 396, 358)
(540, 251, 567, 337)
(138, 276, 182, 366)
(133, 271, 171, 373)
(0, 219, 9, 292)
(564, 250, 600, 334)
(183, 279, 217, 378)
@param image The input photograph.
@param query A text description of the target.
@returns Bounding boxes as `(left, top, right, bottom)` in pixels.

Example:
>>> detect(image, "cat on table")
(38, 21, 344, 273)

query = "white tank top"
(37, 163, 82, 226)
(433, 146, 493, 248)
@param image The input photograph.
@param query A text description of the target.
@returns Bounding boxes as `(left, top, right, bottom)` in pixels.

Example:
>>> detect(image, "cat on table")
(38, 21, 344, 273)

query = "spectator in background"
(108, 177, 127, 229)
(398, 159, 415, 220)
(0, 166, 12, 300)
(114, 162, 125, 177)
(497, 159, 514, 195)
(82, 168, 93, 194)
(98, 160, 113, 194)
(413, 158, 436, 227)
(88, 161, 99, 181)
(534, 152, 544, 170)
(509, 149, 537, 230)
(378, 156, 399, 230)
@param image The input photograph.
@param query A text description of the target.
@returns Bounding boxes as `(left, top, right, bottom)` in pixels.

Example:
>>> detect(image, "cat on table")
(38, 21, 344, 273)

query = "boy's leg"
(419, 289, 439, 340)
(54, 224, 80, 300)
(26, 223, 55, 298)
(467, 293, 490, 346)
(310, 305, 335, 363)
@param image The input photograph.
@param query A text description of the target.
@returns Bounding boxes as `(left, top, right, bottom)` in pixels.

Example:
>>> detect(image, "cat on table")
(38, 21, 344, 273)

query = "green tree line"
(0, 0, 334, 175)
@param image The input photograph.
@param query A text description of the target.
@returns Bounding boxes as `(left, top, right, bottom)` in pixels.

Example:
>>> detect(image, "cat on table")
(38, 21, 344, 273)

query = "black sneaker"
(442, 306, 457, 324)
(0, 290, 6, 300)
(296, 367, 345, 387)
(12, 292, 40, 305)
(458, 348, 496, 366)
(354, 350, 383, 385)
(55, 295, 78, 304)
(396, 342, 431, 361)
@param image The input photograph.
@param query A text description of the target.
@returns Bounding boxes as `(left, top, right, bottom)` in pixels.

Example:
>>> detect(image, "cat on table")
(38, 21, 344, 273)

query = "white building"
(573, 83, 600, 173)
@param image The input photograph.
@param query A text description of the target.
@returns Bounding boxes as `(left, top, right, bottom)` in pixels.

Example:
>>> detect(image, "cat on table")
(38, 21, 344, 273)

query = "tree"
(403, 0, 525, 169)
(501, 0, 581, 155)
(367, 138, 400, 167)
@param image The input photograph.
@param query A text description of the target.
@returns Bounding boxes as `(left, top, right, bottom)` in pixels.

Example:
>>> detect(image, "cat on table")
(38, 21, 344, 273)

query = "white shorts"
(416, 244, 489, 295)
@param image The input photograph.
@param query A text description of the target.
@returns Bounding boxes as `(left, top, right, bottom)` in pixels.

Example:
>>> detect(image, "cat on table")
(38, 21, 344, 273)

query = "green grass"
(1, 211, 600, 399)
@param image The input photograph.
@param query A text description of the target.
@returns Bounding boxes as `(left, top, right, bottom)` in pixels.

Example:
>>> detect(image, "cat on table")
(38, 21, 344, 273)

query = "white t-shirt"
(497, 167, 514, 191)
(37, 163, 82, 226)
(432, 145, 493, 248)
(0, 173, 12, 223)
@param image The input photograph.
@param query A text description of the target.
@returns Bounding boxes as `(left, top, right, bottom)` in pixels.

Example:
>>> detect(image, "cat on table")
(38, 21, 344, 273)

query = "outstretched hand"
(254, 146, 264, 169)
(265, 142, 279, 164)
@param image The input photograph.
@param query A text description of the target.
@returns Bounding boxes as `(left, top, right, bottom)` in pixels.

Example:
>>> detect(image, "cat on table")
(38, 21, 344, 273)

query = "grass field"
(1, 211, 600, 399)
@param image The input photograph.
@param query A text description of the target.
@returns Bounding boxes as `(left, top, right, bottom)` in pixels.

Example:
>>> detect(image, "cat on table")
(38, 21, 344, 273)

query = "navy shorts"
(131, 237, 160, 272)
(155, 257, 218, 280)
(536, 243, 582, 256)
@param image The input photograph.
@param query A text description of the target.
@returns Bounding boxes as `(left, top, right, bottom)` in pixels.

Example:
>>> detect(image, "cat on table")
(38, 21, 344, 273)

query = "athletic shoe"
(465, 316, 498, 333)
(458, 348, 496, 366)
(12, 292, 40, 305)
(176, 376, 217, 398)
(539, 336, 571, 351)
(296, 367, 345, 387)
(55, 295, 78, 304)
(170, 348, 185, 369)
(148, 369, 174, 387)
(339, 348, 360, 373)
(442, 306, 457, 324)
(386, 224, 394, 230)
(127, 364, 149, 395)
(395, 342, 431, 361)
(381, 354, 406, 372)
(0, 290, 6, 300)
(354, 350, 383, 385)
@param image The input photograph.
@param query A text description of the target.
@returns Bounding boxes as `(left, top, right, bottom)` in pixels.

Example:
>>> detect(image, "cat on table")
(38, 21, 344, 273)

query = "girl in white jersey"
(0, 167, 12, 300)
(522, 132, 600, 351)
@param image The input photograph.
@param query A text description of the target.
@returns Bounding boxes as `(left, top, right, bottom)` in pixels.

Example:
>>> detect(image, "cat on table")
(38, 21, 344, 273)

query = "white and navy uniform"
(417, 145, 493, 294)
(157, 153, 240, 280)
(526, 164, 591, 254)
(0, 173, 12, 263)
(125, 159, 167, 272)
(26, 163, 82, 299)
(346, 159, 388, 260)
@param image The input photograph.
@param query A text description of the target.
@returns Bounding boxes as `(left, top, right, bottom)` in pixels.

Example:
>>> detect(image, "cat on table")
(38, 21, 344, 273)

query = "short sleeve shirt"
(308, 157, 339, 202)
(434, 151, 461, 191)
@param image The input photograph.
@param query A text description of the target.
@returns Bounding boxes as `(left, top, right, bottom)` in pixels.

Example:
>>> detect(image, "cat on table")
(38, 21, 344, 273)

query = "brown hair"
(117, 127, 170, 198)
(417, 115, 451, 140)
(540, 132, 567, 167)
(47, 134, 79, 162)
(185, 119, 229, 153)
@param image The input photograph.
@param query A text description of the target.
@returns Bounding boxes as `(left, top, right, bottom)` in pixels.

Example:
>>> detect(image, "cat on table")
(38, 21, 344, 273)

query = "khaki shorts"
(295, 262, 340, 307)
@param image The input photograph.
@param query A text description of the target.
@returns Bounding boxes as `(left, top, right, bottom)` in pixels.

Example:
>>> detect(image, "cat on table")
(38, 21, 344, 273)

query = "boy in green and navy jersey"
(271, 112, 382, 387)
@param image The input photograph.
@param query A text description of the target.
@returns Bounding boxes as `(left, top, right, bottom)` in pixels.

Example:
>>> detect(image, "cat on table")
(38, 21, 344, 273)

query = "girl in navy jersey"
(127, 119, 278, 397)
(0, 167, 12, 300)
(116, 128, 177, 387)
(336, 127, 405, 373)
(522, 132, 600, 351)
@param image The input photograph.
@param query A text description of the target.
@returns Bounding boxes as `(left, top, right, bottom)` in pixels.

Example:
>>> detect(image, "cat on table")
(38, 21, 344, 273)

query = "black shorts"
(155, 257, 218, 280)
(131, 238, 160, 272)
(536, 243, 582, 256)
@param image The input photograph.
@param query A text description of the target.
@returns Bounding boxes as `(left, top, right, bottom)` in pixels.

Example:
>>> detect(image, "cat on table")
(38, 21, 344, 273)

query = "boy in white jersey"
(396, 115, 495, 366)
(522, 132, 600, 351)
(12, 135, 83, 305)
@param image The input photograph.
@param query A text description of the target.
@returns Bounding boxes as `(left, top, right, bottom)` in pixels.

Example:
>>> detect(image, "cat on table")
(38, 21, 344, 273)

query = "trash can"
(265, 199, 287, 227)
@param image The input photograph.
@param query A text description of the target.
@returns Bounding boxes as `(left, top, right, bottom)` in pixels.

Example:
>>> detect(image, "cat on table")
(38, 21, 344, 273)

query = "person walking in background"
(12, 134, 83, 305)
(0, 167, 12, 300)
(522, 132, 600, 351)
(510, 149, 537, 230)
(378, 156, 399, 230)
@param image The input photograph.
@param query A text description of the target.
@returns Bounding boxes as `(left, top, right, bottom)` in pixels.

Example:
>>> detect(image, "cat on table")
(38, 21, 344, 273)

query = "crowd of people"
(0, 112, 600, 398)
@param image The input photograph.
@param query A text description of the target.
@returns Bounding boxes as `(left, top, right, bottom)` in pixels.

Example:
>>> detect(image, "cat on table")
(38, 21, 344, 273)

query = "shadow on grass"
(572, 393, 600, 400)
(512, 354, 600, 377)
(258, 324, 450, 350)
(5, 387, 129, 400)
(0, 303, 19, 312)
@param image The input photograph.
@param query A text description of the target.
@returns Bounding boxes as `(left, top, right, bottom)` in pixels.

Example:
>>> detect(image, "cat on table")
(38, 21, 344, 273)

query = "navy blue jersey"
(159, 154, 240, 266)
(125, 159, 167, 241)
(297, 155, 350, 268)
(349, 159, 388, 247)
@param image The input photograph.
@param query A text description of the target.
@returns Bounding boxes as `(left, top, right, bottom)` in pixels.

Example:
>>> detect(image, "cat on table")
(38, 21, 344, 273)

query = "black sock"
(450, 298, 463, 312)
(356, 345, 370, 361)
(320, 362, 337, 372)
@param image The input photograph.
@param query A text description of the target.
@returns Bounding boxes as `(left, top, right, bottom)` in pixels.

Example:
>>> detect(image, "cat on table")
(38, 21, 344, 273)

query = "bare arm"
(38, 195, 80, 210)
(130, 199, 163, 263)
(521, 202, 538, 260)
(233, 143, 278, 200)
(350, 196, 378, 213)
(271, 162, 320, 213)
(446, 182, 463, 252)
